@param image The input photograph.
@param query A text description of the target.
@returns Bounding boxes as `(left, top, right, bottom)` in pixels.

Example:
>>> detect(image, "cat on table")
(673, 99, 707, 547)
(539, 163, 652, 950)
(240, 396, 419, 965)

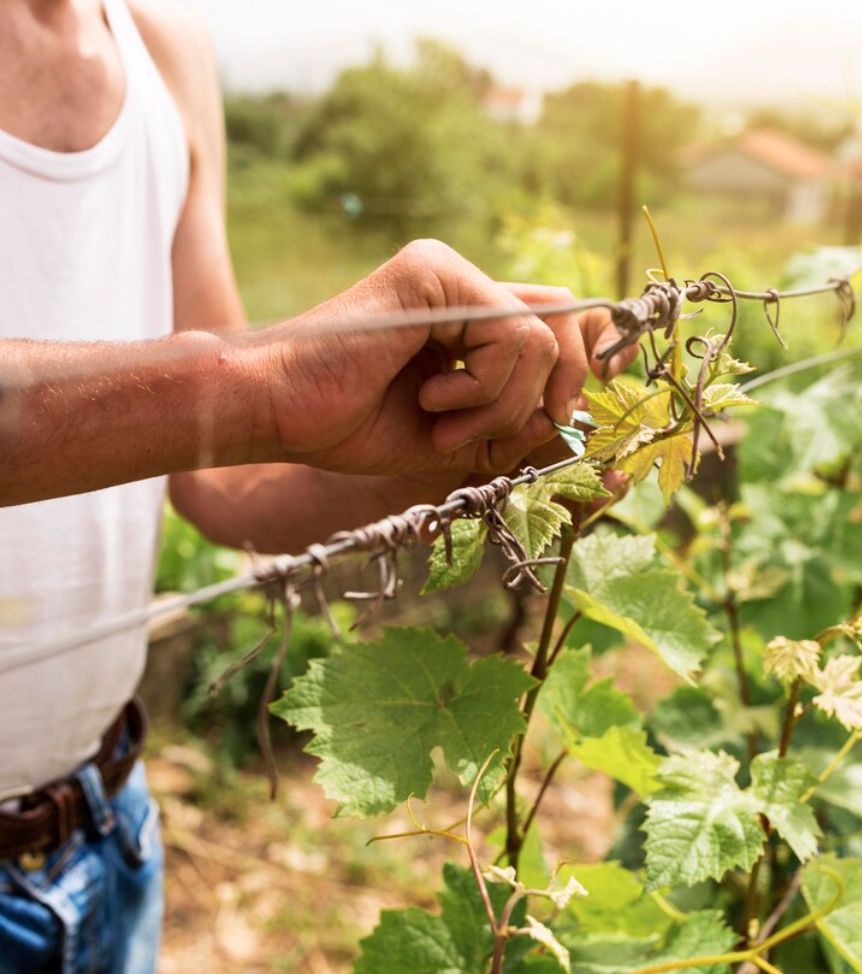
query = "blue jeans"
(0, 762, 163, 974)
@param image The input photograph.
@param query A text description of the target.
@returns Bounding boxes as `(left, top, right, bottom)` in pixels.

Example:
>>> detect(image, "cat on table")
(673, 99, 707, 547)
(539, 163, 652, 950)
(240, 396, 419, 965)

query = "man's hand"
(253, 240, 633, 479)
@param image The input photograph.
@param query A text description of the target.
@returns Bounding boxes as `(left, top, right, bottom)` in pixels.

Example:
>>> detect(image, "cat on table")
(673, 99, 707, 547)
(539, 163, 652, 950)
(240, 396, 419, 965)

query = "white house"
(684, 128, 835, 222)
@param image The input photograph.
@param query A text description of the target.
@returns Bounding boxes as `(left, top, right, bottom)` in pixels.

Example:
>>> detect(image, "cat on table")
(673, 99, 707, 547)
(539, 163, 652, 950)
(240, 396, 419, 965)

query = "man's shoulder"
(127, 0, 218, 141)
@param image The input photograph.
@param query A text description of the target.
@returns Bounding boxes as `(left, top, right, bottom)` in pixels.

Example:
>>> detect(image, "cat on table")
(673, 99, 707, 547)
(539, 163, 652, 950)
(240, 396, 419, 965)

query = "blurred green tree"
(288, 39, 519, 241)
(536, 82, 700, 208)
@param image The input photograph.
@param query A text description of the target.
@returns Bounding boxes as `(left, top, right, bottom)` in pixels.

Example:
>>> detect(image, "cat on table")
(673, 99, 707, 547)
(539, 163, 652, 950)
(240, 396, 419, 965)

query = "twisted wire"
(7, 272, 859, 673)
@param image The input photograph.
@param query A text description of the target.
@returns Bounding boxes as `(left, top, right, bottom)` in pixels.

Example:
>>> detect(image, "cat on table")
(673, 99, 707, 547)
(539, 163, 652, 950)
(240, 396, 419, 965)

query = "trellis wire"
(4, 270, 859, 673)
(5, 457, 580, 674)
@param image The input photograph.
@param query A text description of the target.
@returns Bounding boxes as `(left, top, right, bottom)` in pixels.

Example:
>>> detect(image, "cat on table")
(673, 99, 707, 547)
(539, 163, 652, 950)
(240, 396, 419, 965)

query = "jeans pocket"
(0, 883, 59, 974)
(114, 797, 159, 871)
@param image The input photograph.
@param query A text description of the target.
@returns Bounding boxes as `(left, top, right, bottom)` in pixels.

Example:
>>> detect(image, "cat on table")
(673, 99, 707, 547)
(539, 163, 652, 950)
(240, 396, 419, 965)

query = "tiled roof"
(687, 127, 835, 181)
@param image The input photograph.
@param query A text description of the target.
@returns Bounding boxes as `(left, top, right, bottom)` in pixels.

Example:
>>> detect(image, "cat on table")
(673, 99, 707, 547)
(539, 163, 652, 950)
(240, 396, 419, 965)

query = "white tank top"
(0, 0, 189, 798)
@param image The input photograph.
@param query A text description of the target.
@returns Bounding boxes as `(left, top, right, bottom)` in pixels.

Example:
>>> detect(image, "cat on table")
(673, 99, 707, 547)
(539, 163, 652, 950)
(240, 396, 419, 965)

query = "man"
(0, 0, 634, 970)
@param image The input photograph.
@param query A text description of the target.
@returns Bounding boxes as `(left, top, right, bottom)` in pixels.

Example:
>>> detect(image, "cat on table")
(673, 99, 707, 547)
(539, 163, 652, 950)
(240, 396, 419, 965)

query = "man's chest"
(0, 2, 124, 153)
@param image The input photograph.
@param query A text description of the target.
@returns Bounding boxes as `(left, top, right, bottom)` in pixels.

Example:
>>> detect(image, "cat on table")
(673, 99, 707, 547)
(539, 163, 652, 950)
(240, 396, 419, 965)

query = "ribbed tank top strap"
(102, 0, 190, 207)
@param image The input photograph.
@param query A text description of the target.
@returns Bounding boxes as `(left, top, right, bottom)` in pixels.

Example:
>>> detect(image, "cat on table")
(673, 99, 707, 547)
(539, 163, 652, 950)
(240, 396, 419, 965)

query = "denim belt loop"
(74, 763, 115, 838)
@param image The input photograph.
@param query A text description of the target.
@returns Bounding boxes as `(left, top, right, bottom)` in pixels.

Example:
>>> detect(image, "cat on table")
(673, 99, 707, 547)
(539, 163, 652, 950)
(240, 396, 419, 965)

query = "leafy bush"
(261, 263, 862, 973)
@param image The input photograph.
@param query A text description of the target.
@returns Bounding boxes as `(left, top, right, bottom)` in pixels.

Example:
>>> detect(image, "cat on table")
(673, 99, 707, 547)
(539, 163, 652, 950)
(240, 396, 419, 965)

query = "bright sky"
(177, 0, 862, 108)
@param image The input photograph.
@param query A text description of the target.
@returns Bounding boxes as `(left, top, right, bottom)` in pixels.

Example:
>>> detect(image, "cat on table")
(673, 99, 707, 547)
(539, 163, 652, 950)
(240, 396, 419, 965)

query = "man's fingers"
(580, 308, 640, 379)
(430, 327, 559, 452)
(474, 409, 558, 475)
(418, 313, 530, 412)
(502, 284, 589, 424)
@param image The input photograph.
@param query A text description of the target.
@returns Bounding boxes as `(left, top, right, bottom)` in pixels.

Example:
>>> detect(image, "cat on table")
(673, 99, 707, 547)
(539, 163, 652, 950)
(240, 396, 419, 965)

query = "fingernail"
(565, 398, 587, 424)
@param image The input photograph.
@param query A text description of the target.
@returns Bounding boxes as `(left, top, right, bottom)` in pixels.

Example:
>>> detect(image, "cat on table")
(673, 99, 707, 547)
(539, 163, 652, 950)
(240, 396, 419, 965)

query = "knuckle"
(533, 322, 560, 363)
(398, 238, 455, 269)
(548, 286, 575, 303)
(506, 317, 531, 352)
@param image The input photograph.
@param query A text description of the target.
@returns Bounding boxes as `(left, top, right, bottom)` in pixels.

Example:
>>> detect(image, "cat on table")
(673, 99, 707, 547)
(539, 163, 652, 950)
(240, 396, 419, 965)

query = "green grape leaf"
(739, 370, 862, 485)
(355, 862, 527, 974)
(575, 678, 641, 739)
(539, 646, 639, 741)
(568, 726, 662, 797)
(423, 519, 487, 593)
(750, 752, 821, 861)
(565, 530, 721, 681)
(539, 461, 609, 504)
(650, 910, 737, 974)
(568, 911, 735, 974)
(504, 463, 607, 560)
(539, 647, 654, 793)
(801, 854, 862, 973)
(561, 861, 670, 938)
(649, 687, 729, 750)
(505, 486, 569, 559)
(643, 751, 764, 891)
(273, 627, 535, 816)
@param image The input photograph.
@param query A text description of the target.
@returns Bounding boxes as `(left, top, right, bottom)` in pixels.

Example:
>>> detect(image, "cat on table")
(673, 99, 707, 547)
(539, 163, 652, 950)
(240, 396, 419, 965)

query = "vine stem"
(505, 525, 576, 870)
(717, 507, 757, 758)
(547, 611, 581, 670)
(801, 730, 862, 803)
(519, 750, 567, 841)
(466, 752, 500, 942)
(777, 679, 801, 758)
(490, 888, 526, 974)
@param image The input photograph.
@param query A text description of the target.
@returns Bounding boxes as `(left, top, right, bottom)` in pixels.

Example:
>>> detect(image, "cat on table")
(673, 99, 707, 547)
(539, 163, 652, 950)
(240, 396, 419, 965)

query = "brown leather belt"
(0, 697, 147, 863)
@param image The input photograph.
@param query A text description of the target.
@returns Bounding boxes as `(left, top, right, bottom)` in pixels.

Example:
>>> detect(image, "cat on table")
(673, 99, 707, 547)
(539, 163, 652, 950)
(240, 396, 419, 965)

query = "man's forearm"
(0, 331, 275, 506)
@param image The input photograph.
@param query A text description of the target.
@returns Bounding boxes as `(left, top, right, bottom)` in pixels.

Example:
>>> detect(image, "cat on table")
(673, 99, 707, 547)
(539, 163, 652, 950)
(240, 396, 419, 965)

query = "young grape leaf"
(560, 861, 670, 938)
(801, 854, 862, 973)
(750, 752, 821, 861)
(423, 519, 487, 593)
(585, 381, 668, 462)
(812, 656, 862, 731)
(618, 431, 696, 505)
(643, 751, 764, 890)
(584, 381, 698, 502)
(421, 464, 605, 592)
(505, 487, 570, 560)
(763, 636, 821, 686)
(505, 462, 607, 559)
(273, 627, 535, 816)
(713, 347, 755, 378)
(354, 862, 528, 974)
(702, 383, 755, 412)
(537, 461, 608, 504)
(565, 530, 721, 681)
(519, 916, 570, 972)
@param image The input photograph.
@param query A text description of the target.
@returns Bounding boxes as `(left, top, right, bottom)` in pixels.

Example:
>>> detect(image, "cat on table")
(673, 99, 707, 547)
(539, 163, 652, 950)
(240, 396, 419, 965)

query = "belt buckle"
(18, 850, 46, 872)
